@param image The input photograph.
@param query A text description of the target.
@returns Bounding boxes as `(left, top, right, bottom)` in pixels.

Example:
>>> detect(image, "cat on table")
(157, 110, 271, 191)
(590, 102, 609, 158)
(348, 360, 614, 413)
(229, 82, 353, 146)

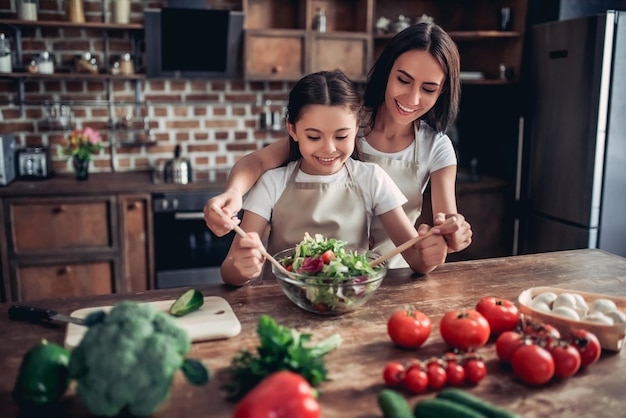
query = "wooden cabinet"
(243, 0, 373, 81)
(1, 192, 153, 302)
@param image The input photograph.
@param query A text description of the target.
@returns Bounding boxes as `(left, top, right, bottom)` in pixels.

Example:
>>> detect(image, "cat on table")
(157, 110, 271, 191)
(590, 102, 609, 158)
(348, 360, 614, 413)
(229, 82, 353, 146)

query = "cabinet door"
(244, 30, 307, 81)
(17, 261, 114, 301)
(310, 34, 371, 81)
(119, 194, 153, 292)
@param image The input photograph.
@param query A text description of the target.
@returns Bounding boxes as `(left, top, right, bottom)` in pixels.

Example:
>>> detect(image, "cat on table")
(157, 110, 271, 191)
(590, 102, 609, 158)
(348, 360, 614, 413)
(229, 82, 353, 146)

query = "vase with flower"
(63, 127, 103, 181)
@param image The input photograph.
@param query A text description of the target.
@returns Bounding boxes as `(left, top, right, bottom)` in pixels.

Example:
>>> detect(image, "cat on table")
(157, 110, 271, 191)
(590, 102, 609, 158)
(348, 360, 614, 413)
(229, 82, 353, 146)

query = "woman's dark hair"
(363, 21, 460, 133)
(283, 70, 362, 164)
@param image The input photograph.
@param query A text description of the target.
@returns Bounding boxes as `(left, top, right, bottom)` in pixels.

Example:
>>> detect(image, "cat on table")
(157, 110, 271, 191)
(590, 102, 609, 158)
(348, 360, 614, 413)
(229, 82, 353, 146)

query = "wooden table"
(1, 249, 625, 417)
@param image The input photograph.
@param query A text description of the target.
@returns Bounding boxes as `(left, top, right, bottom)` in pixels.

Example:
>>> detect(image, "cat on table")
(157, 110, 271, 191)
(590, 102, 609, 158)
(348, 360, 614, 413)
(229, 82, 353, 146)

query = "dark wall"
(559, 0, 626, 19)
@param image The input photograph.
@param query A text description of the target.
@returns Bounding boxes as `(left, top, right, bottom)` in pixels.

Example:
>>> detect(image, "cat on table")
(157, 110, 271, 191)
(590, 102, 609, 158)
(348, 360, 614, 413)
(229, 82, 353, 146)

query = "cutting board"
(64, 296, 241, 349)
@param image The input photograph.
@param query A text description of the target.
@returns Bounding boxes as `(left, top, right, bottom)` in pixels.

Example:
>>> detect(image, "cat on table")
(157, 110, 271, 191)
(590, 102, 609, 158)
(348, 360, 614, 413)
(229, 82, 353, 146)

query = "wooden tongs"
(210, 204, 296, 280)
(369, 216, 457, 268)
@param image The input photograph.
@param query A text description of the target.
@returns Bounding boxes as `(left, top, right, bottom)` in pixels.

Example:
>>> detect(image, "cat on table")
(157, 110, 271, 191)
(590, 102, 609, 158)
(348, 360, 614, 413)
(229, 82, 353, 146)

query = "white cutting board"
(64, 296, 241, 349)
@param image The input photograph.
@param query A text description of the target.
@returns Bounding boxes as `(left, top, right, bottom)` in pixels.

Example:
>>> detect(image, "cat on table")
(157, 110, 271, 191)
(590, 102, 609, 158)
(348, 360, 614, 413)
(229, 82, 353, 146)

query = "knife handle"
(8, 305, 56, 322)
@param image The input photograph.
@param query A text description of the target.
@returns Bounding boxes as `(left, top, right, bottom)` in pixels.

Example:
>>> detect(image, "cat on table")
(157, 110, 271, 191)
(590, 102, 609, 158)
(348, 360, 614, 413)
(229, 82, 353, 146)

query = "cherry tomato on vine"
(549, 343, 581, 379)
(495, 331, 525, 363)
(426, 362, 447, 390)
(570, 329, 601, 367)
(476, 296, 519, 335)
(511, 344, 555, 385)
(463, 359, 487, 384)
(387, 309, 432, 348)
(445, 361, 466, 386)
(403, 367, 429, 394)
(440, 309, 490, 350)
(383, 362, 405, 387)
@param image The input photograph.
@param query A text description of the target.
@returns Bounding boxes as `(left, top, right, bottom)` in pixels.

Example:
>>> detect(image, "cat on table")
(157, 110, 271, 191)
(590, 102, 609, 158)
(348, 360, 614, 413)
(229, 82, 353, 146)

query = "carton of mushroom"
(518, 286, 626, 351)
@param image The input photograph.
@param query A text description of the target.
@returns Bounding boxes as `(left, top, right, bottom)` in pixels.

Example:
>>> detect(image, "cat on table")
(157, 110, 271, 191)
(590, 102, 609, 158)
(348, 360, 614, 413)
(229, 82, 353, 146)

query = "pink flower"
(83, 127, 101, 145)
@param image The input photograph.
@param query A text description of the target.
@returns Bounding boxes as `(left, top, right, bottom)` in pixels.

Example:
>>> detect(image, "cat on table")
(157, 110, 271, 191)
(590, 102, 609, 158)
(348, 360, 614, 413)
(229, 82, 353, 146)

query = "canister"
(36, 51, 54, 74)
(18, 0, 38, 21)
(119, 53, 134, 75)
(113, 0, 131, 24)
(0, 33, 12, 73)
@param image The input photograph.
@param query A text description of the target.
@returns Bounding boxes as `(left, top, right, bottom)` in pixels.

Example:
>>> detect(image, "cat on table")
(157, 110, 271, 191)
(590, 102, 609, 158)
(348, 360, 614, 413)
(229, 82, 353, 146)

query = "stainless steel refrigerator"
(522, 10, 626, 257)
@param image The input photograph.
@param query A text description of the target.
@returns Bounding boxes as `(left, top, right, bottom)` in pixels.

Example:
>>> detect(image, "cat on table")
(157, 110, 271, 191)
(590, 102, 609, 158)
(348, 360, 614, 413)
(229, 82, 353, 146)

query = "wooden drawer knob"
(127, 202, 141, 210)
(271, 65, 282, 74)
(58, 266, 72, 275)
(52, 205, 67, 214)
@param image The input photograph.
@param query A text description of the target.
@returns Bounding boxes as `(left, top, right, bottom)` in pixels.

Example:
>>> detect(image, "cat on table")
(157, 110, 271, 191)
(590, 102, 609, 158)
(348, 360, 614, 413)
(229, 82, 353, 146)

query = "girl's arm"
(204, 138, 290, 236)
(220, 211, 270, 286)
(429, 166, 473, 253)
(378, 207, 447, 274)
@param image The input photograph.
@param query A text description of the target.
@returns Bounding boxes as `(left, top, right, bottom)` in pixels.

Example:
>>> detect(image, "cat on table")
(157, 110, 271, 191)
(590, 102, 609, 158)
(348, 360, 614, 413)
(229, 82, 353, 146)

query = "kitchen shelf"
(0, 18, 143, 31)
(0, 72, 145, 81)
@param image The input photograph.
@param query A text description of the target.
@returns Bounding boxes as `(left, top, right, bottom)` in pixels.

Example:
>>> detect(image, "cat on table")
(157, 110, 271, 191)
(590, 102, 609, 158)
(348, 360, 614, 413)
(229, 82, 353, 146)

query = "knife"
(9, 305, 86, 326)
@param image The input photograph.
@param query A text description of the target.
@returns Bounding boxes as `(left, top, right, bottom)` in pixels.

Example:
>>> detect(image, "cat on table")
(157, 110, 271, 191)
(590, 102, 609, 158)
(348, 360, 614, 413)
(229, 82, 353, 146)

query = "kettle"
(163, 144, 192, 184)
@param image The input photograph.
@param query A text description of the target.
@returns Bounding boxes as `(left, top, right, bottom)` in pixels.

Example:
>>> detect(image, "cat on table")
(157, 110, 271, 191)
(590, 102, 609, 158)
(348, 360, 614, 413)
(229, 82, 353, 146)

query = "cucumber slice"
(169, 289, 204, 317)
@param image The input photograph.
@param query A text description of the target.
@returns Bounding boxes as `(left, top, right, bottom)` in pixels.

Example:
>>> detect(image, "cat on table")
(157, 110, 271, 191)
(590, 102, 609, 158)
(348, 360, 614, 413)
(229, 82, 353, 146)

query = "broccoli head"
(68, 300, 194, 417)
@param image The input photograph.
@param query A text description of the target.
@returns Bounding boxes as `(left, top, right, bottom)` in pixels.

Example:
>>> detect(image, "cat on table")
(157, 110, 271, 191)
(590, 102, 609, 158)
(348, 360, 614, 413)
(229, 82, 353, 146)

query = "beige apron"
(268, 158, 369, 264)
(361, 123, 422, 269)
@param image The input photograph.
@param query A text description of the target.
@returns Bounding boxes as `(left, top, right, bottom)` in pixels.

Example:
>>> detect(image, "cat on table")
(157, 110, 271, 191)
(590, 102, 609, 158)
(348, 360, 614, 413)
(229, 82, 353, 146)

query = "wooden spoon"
(210, 204, 297, 280)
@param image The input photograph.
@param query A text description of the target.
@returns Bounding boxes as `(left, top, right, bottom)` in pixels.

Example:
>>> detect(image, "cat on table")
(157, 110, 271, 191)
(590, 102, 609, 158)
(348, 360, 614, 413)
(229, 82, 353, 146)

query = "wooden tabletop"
(1, 249, 625, 417)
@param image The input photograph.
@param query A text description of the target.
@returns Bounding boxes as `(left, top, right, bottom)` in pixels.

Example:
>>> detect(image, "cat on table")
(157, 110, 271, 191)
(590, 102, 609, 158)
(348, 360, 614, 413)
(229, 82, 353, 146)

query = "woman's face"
(383, 49, 445, 125)
(287, 104, 358, 176)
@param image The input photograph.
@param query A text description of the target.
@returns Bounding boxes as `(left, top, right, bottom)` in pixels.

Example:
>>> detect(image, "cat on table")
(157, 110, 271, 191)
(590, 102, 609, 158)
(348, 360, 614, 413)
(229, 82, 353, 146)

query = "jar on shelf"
(113, 0, 131, 24)
(314, 8, 327, 33)
(35, 51, 54, 74)
(74, 52, 98, 74)
(18, 0, 38, 21)
(119, 53, 134, 75)
(66, 0, 85, 23)
(0, 33, 12, 73)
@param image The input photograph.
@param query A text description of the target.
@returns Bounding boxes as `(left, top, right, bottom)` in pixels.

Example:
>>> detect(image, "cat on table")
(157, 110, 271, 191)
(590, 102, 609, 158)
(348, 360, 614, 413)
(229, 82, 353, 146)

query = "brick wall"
(0, 0, 289, 176)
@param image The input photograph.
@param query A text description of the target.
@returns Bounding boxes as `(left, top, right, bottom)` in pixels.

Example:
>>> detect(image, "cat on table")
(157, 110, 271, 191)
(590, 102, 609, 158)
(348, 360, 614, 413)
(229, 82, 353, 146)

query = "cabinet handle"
(271, 65, 282, 74)
(127, 202, 141, 210)
(58, 266, 72, 275)
(52, 205, 67, 214)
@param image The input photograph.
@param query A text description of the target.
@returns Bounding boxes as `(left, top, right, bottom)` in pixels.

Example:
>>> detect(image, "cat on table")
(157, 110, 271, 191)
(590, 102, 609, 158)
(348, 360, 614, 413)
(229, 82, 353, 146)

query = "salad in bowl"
(272, 233, 387, 315)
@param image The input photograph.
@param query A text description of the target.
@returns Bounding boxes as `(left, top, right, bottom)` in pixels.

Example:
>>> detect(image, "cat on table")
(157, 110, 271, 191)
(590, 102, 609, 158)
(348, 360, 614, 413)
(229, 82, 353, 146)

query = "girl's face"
(383, 49, 445, 125)
(287, 104, 358, 176)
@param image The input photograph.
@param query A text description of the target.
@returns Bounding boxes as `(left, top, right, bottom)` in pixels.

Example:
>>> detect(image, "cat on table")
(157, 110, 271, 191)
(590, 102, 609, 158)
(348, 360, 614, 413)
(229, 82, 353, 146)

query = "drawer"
(17, 261, 114, 301)
(9, 197, 115, 253)
(244, 30, 306, 81)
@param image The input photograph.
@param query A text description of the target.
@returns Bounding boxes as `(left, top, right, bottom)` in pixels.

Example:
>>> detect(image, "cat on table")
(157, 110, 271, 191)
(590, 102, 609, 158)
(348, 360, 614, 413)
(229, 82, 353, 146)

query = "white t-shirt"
(358, 121, 457, 193)
(243, 159, 407, 224)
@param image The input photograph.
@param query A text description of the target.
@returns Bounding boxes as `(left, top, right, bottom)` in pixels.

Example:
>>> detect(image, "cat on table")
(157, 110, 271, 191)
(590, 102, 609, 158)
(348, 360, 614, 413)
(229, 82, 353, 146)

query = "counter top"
(1, 249, 625, 417)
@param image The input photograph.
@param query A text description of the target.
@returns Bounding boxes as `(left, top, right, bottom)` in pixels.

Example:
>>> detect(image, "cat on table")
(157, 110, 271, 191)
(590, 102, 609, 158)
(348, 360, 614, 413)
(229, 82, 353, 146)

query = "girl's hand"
(230, 232, 265, 280)
(415, 224, 447, 269)
(203, 190, 243, 236)
(432, 212, 473, 253)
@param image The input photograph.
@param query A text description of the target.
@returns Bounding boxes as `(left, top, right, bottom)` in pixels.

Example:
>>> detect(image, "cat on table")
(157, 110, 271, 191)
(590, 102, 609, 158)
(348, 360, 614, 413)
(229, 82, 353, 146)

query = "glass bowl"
(272, 247, 388, 315)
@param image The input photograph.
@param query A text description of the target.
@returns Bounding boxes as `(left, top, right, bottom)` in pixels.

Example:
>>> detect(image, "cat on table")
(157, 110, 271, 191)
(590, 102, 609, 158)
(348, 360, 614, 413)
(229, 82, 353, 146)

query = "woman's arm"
(429, 165, 473, 253)
(378, 207, 447, 274)
(204, 138, 290, 236)
(220, 211, 270, 286)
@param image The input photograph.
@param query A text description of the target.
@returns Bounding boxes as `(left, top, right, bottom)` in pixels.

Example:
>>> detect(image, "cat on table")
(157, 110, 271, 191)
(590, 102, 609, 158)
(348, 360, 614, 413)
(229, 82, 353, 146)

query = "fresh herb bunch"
(220, 315, 342, 401)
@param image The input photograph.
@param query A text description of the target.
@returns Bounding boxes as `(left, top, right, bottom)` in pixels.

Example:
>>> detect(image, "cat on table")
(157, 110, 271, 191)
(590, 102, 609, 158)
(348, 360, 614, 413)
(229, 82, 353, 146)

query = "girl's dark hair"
(363, 21, 460, 133)
(284, 70, 362, 163)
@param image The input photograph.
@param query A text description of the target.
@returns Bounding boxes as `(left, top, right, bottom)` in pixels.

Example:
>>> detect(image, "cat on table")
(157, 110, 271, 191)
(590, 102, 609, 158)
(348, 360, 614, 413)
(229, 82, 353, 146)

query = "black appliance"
(152, 190, 235, 289)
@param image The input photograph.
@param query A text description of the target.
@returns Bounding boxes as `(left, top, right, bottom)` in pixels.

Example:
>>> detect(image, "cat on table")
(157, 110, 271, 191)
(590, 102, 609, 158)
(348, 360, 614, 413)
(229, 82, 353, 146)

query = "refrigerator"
(522, 10, 626, 257)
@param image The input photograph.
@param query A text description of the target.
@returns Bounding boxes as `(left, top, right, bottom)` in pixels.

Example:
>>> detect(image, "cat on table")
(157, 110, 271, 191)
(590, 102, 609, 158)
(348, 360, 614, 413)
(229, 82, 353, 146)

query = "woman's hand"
(203, 190, 243, 236)
(432, 212, 473, 253)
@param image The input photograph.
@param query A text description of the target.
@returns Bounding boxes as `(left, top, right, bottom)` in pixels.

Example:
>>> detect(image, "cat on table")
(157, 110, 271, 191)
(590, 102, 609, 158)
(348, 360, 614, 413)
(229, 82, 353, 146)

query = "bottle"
(0, 33, 13, 73)
(314, 8, 327, 33)
(18, 0, 38, 21)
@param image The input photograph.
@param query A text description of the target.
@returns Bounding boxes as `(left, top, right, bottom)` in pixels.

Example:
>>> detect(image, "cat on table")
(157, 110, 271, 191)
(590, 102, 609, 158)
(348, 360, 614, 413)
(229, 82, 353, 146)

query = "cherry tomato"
(495, 331, 525, 363)
(511, 344, 555, 385)
(387, 309, 432, 349)
(426, 362, 447, 390)
(320, 250, 335, 264)
(476, 296, 519, 335)
(463, 359, 487, 384)
(439, 309, 490, 351)
(570, 329, 602, 367)
(523, 322, 561, 339)
(445, 361, 466, 387)
(549, 343, 581, 379)
(383, 362, 405, 387)
(403, 367, 429, 394)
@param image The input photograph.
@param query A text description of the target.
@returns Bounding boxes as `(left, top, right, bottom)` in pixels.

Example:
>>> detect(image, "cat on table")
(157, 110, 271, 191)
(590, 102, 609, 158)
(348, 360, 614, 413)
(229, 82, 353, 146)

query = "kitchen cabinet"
(242, 0, 373, 81)
(0, 191, 153, 302)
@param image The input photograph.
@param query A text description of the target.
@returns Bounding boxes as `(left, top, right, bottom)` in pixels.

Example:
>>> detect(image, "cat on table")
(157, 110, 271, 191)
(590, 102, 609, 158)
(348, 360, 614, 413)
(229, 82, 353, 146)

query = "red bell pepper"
(232, 371, 321, 418)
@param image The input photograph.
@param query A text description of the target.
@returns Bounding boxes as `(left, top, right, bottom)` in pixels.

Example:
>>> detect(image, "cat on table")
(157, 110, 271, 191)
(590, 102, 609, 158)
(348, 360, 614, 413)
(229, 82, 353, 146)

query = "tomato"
(383, 362, 405, 387)
(445, 361, 466, 387)
(523, 322, 561, 339)
(387, 309, 432, 349)
(403, 367, 429, 394)
(319, 250, 335, 264)
(463, 359, 487, 384)
(475, 296, 520, 335)
(570, 329, 602, 368)
(511, 344, 555, 385)
(549, 343, 581, 379)
(439, 309, 490, 351)
(426, 362, 447, 390)
(495, 331, 525, 363)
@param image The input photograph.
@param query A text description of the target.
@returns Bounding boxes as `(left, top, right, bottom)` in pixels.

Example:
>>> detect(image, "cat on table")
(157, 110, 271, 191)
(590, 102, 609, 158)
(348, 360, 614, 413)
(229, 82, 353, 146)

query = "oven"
(152, 190, 235, 289)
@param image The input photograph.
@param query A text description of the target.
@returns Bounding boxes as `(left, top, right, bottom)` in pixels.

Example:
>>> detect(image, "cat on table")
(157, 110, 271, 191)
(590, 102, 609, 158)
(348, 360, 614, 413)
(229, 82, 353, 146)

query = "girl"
(208, 21, 472, 269)
(221, 71, 447, 286)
